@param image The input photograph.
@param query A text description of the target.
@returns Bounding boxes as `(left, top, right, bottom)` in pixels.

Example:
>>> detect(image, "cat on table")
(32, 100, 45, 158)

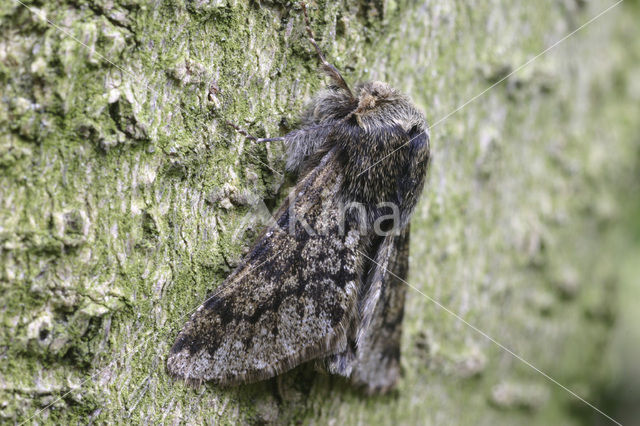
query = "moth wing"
(167, 150, 363, 385)
(325, 227, 410, 393)
(351, 226, 409, 393)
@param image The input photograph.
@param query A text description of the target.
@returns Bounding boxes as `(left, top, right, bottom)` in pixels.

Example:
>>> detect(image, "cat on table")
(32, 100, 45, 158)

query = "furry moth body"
(167, 3, 430, 394)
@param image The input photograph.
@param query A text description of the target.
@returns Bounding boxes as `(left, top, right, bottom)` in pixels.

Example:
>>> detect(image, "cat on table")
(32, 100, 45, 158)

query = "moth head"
(353, 81, 428, 137)
(356, 81, 394, 112)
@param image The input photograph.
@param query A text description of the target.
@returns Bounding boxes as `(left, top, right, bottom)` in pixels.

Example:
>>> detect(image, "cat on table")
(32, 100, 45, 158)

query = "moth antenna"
(300, 2, 354, 100)
(225, 120, 284, 144)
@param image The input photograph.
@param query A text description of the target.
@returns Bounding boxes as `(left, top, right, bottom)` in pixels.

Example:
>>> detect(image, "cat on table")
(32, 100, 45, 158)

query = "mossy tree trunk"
(1, 0, 638, 424)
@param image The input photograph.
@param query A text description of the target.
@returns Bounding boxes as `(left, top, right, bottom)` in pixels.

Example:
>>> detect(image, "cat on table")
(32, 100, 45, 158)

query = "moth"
(167, 3, 430, 394)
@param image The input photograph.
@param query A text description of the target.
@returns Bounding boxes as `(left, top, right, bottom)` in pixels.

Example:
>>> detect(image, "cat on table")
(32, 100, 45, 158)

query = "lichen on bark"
(1, 0, 639, 424)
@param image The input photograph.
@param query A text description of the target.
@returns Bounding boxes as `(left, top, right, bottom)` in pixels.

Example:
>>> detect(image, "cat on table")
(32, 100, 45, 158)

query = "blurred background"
(580, 3, 640, 423)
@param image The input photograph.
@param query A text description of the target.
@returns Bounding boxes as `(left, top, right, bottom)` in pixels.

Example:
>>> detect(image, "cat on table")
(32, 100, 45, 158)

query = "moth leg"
(225, 120, 285, 143)
(321, 326, 357, 379)
(226, 116, 334, 174)
(300, 2, 353, 98)
(350, 227, 410, 394)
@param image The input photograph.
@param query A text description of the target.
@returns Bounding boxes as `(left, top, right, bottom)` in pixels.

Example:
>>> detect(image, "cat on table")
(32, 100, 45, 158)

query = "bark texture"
(1, 0, 639, 424)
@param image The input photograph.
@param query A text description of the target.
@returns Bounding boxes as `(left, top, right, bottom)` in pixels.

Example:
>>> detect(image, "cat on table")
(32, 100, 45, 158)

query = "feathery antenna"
(301, 2, 354, 99)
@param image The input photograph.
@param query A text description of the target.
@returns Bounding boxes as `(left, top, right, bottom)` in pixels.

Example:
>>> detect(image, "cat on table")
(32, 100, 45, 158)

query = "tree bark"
(1, 0, 638, 424)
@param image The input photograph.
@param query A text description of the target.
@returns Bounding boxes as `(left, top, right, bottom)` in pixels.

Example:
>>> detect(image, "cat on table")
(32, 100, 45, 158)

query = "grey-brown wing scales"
(325, 226, 409, 394)
(351, 227, 409, 393)
(167, 150, 363, 385)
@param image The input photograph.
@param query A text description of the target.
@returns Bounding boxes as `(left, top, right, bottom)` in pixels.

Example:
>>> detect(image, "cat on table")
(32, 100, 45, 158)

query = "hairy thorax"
(285, 81, 430, 231)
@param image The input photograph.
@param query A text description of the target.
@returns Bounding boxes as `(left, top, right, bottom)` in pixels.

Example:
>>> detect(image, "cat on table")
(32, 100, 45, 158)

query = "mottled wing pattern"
(167, 150, 363, 385)
(326, 227, 409, 393)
